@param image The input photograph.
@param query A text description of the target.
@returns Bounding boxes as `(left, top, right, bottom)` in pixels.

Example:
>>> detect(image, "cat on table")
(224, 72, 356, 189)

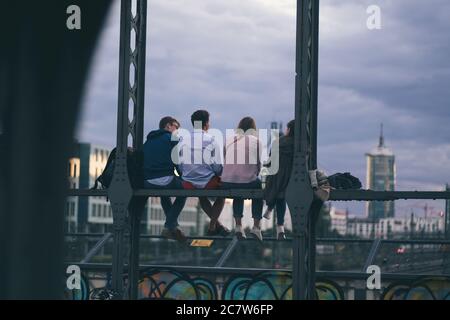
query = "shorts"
(182, 176, 222, 190)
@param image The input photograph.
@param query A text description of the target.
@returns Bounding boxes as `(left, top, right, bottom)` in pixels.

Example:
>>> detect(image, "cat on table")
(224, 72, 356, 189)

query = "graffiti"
(64, 268, 345, 300)
(315, 279, 345, 300)
(382, 277, 450, 300)
(222, 272, 344, 300)
(138, 269, 217, 300)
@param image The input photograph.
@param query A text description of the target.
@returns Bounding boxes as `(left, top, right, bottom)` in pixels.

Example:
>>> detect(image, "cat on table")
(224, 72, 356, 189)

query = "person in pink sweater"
(221, 117, 263, 241)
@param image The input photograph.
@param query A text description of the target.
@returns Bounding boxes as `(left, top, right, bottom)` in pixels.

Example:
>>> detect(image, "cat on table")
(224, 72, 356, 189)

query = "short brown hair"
(237, 117, 256, 132)
(159, 116, 179, 130)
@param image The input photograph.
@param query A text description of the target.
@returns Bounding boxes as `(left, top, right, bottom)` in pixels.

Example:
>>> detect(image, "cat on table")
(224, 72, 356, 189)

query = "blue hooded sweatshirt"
(143, 129, 179, 180)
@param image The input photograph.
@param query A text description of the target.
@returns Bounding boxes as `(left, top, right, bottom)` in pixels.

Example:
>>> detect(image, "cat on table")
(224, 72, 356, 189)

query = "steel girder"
(108, 0, 147, 298)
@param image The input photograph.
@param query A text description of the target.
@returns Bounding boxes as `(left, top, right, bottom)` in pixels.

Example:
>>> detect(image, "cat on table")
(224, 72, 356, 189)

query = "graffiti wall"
(64, 269, 450, 301)
(382, 277, 450, 300)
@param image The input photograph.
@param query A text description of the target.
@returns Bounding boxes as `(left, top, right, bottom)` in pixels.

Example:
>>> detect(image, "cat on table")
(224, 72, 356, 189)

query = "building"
(366, 125, 396, 220)
(65, 157, 80, 233)
(346, 218, 374, 239)
(346, 214, 445, 239)
(74, 143, 113, 233)
(329, 207, 348, 236)
(146, 197, 205, 236)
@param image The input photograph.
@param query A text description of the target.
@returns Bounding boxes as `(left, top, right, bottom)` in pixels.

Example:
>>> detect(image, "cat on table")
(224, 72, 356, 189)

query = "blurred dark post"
(0, 1, 111, 299)
(445, 184, 450, 239)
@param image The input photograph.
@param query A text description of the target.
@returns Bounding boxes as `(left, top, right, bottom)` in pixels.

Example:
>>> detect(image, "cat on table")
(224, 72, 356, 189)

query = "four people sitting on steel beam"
(143, 111, 293, 243)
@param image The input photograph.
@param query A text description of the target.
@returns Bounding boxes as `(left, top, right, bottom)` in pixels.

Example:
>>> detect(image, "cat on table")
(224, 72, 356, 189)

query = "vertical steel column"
(109, 0, 147, 298)
(446, 184, 450, 239)
(307, 0, 320, 299)
(285, 0, 320, 300)
(128, 0, 148, 300)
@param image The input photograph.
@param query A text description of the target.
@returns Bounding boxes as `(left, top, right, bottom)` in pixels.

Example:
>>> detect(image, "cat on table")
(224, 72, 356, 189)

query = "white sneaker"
(235, 225, 246, 240)
(250, 226, 263, 242)
(277, 225, 286, 240)
(263, 208, 272, 220)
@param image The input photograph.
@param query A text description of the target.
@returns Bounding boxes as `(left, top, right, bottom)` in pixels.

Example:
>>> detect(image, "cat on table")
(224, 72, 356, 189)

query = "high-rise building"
(366, 125, 396, 220)
(66, 157, 80, 233)
(76, 143, 113, 233)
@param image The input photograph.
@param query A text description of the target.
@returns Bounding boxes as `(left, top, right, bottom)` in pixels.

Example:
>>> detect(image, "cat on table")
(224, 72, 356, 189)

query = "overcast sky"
(77, 0, 450, 217)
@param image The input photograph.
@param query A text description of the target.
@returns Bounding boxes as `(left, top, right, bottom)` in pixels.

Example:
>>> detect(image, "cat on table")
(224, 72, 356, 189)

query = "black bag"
(91, 147, 143, 190)
(327, 172, 362, 190)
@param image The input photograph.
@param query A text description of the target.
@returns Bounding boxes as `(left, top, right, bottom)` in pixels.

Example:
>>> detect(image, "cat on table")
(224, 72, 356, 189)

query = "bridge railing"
(64, 260, 450, 300)
(64, 233, 450, 274)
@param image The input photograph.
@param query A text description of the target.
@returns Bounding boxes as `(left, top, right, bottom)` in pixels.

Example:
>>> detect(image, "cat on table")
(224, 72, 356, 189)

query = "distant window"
(70, 203, 74, 216)
(73, 163, 77, 177)
(92, 204, 96, 217)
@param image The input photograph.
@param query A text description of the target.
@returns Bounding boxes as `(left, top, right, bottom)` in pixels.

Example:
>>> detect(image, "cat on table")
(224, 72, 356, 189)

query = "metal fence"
(63, 234, 450, 300)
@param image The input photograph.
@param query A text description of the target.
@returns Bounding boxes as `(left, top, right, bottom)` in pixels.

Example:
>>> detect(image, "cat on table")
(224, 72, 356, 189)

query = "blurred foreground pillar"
(0, 0, 111, 299)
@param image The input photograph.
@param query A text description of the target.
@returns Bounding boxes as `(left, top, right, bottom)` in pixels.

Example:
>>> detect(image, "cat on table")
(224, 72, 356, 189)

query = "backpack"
(91, 147, 143, 190)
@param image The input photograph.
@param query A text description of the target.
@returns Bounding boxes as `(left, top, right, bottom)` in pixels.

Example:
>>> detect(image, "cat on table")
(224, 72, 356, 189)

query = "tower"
(366, 125, 396, 220)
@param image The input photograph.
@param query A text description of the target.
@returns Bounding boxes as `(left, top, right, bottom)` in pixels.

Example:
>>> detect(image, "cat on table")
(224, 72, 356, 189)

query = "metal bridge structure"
(67, 0, 450, 300)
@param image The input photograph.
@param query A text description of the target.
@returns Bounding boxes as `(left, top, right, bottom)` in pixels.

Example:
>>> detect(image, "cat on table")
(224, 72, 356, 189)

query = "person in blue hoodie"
(143, 116, 187, 243)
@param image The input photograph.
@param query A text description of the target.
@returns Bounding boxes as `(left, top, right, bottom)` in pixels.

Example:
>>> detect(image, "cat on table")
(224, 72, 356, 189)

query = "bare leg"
(199, 197, 218, 230)
(211, 198, 225, 220)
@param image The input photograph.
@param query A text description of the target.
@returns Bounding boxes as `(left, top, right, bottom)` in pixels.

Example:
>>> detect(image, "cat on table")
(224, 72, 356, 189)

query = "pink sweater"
(221, 134, 261, 183)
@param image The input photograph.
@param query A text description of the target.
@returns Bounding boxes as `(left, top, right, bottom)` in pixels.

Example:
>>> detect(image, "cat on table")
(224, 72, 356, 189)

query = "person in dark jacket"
(263, 120, 295, 240)
(143, 116, 187, 242)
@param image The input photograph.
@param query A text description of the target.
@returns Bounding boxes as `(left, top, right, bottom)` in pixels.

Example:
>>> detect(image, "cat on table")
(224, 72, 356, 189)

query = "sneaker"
(263, 208, 272, 220)
(277, 225, 286, 240)
(250, 226, 263, 242)
(216, 223, 231, 237)
(277, 232, 286, 240)
(235, 225, 246, 240)
(161, 228, 187, 243)
(172, 228, 188, 243)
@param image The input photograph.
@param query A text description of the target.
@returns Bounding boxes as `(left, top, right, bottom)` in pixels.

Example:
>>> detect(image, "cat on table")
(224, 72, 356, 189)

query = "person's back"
(178, 110, 228, 237)
(221, 117, 264, 241)
(178, 130, 222, 188)
(143, 117, 187, 243)
(222, 133, 261, 184)
(143, 129, 178, 180)
(263, 119, 295, 240)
